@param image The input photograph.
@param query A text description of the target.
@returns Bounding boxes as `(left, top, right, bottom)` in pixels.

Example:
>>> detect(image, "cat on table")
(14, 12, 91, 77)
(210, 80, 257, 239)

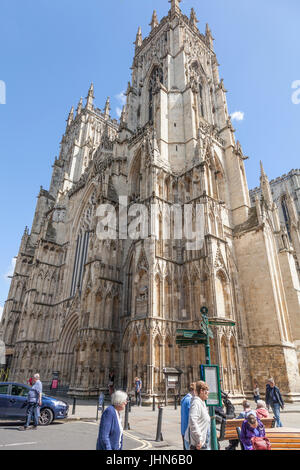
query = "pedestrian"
(180, 383, 195, 450)
(265, 378, 284, 427)
(20, 373, 42, 431)
(184, 380, 211, 450)
(225, 400, 256, 450)
(108, 370, 115, 396)
(237, 400, 257, 419)
(134, 377, 142, 407)
(255, 400, 269, 419)
(253, 381, 260, 403)
(240, 414, 266, 450)
(96, 390, 128, 450)
(28, 376, 33, 386)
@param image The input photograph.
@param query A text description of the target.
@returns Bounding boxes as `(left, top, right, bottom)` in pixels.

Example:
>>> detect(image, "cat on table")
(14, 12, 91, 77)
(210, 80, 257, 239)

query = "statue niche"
(134, 268, 148, 317)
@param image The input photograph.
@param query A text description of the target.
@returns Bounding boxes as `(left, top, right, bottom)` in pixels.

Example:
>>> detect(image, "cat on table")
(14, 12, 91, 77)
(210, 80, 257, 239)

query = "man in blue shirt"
(180, 383, 195, 450)
(21, 373, 43, 430)
(135, 377, 142, 407)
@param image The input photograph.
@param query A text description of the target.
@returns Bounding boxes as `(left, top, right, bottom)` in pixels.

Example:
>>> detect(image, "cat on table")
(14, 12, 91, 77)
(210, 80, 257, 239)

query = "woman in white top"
(185, 380, 211, 450)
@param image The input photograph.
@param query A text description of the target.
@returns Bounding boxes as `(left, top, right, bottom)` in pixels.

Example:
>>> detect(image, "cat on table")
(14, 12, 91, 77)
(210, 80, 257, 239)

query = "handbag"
(251, 436, 271, 450)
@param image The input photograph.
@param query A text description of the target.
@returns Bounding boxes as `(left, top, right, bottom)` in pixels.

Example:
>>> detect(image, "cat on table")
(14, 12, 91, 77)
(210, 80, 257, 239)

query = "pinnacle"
(149, 10, 159, 30)
(134, 26, 143, 48)
(169, 0, 182, 13)
(260, 160, 267, 178)
(190, 8, 199, 28)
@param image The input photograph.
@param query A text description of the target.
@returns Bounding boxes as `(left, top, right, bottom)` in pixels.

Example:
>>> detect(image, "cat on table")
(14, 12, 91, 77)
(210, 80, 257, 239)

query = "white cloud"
(115, 91, 126, 119)
(116, 91, 126, 106)
(231, 111, 244, 121)
(4, 258, 16, 281)
(116, 107, 123, 119)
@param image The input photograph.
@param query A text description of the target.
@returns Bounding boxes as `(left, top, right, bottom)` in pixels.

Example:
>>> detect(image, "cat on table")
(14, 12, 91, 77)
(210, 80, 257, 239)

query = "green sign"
(200, 319, 214, 339)
(176, 339, 206, 346)
(208, 319, 236, 327)
(200, 364, 222, 407)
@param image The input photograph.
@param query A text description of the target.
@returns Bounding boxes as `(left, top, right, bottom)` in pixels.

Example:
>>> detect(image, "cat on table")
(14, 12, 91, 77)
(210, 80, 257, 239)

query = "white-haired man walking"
(21, 373, 43, 430)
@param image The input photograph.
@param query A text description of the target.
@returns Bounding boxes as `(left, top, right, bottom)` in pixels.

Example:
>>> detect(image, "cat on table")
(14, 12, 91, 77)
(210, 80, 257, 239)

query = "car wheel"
(39, 407, 54, 426)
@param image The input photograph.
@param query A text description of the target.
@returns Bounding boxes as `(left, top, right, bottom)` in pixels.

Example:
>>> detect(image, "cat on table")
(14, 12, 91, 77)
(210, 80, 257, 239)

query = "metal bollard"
(124, 402, 130, 430)
(152, 395, 156, 411)
(128, 395, 132, 413)
(155, 406, 164, 442)
(174, 395, 177, 410)
(72, 396, 76, 415)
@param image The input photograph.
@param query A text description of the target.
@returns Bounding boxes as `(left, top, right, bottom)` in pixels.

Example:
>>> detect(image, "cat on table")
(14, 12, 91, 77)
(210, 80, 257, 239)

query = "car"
(0, 382, 69, 425)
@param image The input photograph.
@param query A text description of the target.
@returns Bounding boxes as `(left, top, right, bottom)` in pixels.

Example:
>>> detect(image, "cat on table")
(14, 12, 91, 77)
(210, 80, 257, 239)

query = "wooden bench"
(236, 427, 300, 450)
(266, 430, 300, 450)
(219, 417, 275, 441)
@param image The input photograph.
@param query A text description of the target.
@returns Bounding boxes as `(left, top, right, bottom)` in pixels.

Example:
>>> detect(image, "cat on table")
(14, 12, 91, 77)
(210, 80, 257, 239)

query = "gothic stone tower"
(2, 0, 300, 400)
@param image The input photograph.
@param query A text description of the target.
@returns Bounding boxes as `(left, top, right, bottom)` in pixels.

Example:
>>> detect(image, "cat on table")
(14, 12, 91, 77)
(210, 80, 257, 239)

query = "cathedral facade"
(2, 0, 300, 401)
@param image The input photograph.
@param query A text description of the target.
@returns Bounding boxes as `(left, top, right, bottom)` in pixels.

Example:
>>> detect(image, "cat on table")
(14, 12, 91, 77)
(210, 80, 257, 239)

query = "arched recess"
(229, 336, 238, 392)
(121, 329, 130, 390)
(154, 274, 161, 317)
(164, 277, 171, 320)
(57, 313, 79, 386)
(215, 270, 231, 318)
(214, 153, 227, 203)
(112, 296, 119, 329)
(104, 294, 112, 329)
(140, 332, 148, 391)
(129, 149, 142, 199)
(131, 335, 139, 389)
(126, 254, 134, 316)
(164, 336, 172, 367)
(220, 336, 229, 392)
(69, 183, 96, 297)
(153, 336, 161, 392)
(148, 65, 163, 122)
(135, 267, 148, 317)
(11, 319, 20, 345)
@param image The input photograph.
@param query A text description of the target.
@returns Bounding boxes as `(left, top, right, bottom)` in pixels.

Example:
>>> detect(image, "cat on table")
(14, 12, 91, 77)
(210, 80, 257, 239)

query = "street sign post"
(175, 307, 228, 450)
(200, 310, 219, 451)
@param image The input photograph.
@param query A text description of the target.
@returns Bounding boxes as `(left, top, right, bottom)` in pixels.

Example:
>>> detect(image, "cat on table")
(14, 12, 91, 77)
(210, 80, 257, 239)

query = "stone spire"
(190, 8, 199, 29)
(119, 105, 127, 130)
(85, 83, 94, 110)
(205, 23, 214, 49)
(67, 106, 74, 127)
(260, 161, 273, 207)
(134, 27, 143, 50)
(149, 10, 159, 30)
(104, 97, 111, 119)
(76, 97, 83, 115)
(284, 183, 298, 222)
(169, 0, 181, 15)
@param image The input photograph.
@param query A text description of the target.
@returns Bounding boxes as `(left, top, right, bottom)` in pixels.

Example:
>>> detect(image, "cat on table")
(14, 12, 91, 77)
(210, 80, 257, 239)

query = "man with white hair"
(20, 373, 43, 430)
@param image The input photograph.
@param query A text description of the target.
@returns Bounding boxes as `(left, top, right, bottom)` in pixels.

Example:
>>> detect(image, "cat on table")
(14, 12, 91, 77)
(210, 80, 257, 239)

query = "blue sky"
(0, 0, 299, 318)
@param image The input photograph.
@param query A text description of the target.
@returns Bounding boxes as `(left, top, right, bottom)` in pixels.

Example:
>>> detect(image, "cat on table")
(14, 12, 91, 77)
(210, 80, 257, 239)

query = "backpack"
(251, 436, 271, 450)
